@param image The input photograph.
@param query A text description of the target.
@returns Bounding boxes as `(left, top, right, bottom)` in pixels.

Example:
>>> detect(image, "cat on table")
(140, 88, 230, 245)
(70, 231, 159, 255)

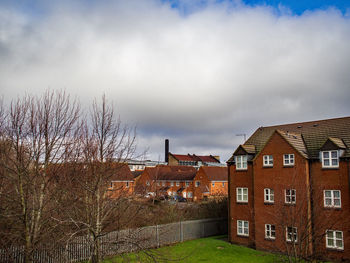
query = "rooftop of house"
(199, 166, 228, 181)
(143, 165, 197, 181)
(229, 116, 350, 162)
(110, 164, 135, 181)
(169, 153, 220, 163)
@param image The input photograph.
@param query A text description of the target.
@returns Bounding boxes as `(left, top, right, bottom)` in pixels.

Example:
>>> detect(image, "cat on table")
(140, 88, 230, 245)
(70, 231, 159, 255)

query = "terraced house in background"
(227, 117, 350, 261)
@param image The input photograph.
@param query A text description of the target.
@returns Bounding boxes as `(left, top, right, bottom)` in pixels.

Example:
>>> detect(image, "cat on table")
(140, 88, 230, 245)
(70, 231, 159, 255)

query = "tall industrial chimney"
(165, 139, 169, 163)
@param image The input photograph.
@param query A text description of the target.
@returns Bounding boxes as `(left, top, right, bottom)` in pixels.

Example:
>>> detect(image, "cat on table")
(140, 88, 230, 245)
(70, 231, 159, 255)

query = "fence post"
(180, 221, 183, 242)
(156, 224, 160, 248)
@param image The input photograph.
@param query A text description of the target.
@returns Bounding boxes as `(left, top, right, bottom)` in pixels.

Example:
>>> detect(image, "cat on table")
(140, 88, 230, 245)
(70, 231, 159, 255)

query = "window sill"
(262, 166, 273, 168)
(323, 206, 342, 210)
(284, 203, 296, 206)
(322, 167, 339, 170)
(283, 165, 294, 168)
(235, 169, 248, 172)
(236, 201, 248, 205)
(237, 234, 249, 238)
(264, 202, 274, 205)
(264, 238, 275, 241)
(326, 247, 344, 252)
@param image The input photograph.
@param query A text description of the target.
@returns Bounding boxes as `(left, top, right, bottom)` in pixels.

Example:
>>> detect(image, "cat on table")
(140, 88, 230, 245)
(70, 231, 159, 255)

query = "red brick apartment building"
(108, 164, 138, 198)
(136, 165, 197, 200)
(193, 166, 228, 201)
(227, 117, 350, 261)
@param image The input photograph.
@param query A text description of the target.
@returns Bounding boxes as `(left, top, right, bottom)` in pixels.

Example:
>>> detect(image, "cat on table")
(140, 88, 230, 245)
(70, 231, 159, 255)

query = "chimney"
(165, 139, 169, 163)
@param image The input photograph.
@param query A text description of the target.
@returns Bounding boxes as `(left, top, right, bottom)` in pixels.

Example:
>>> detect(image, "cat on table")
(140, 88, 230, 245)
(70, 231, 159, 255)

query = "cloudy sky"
(1, 0, 350, 162)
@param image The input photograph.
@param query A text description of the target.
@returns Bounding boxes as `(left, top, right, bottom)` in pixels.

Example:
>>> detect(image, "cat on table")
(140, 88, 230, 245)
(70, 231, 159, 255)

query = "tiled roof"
(200, 167, 228, 181)
(111, 164, 134, 181)
(229, 116, 350, 161)
(145, 165, 197, 181)
(276, 130, 308, 159)
(131, 170, 143, 178)
(241, 145, 256, 154)
(170, 153, 220, 163)
(328, 137, 346, 149)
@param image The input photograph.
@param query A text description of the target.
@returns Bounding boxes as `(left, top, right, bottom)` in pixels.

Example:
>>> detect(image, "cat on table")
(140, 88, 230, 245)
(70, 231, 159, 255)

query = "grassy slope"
(103, 235, 280, 263)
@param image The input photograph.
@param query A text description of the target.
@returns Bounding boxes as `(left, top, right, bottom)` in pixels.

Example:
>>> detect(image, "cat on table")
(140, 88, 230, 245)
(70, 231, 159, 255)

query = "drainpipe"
(227, 162, 231, 242)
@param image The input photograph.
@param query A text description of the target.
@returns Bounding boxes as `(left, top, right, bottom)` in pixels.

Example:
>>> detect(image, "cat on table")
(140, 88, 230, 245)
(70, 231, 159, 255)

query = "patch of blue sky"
(163, 0, 350, 16)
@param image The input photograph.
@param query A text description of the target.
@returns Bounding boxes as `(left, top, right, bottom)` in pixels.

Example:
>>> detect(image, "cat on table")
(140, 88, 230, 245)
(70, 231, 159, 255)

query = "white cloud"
(1, 0, 350, 161)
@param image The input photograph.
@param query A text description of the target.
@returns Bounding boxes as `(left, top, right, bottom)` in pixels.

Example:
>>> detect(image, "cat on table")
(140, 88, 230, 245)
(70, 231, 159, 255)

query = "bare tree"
(0, 91, 80, 263)
(59, 95, 139, 263)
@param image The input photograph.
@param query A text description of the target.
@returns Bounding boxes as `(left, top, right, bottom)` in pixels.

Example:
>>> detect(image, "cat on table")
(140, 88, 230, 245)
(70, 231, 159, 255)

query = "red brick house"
(136, 165, 197, 200)
(108, 164, 137, 198)
(228, 117, 350, 261)
(193, 166, 228, 201)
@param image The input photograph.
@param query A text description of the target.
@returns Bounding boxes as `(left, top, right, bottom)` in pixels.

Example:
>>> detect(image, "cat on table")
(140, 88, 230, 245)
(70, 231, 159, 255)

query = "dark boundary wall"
(0, 218, 227, 263)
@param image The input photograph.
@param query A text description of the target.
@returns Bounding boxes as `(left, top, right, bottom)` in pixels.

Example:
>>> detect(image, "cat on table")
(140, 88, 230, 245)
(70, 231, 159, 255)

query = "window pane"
(334, 199, 340, 206)
(328, 238, 334, 247)
(325, 191, 331, 197)
(332, 159, 338, 166)
(323, 152, 329, 158)
(244, 221, 248, 228)
(333, 191, 340, 197)
(324, 160, 330, 166)
(325, 199, 332, 206)
(336, 231, 342, 239)
(336, 240, 343, 248)
(331, 151, 338, 158)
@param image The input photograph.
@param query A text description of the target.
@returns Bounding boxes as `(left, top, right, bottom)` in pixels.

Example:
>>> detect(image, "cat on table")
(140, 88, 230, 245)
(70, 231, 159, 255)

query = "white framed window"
(187, 192, 193, 198)
(212, 183, 215, 187)
(324, 190, 341, 208)
(195, 181, 200, 187)
(264, 188, 274, 203)
(285, 189, 296, 204)
(185, 181, 190, 187)
(176, 181, 180, 186)
(236, 187, 248, 203)
(146, 181, 150, 186)
(222, 182, 225, 187)
(237, 220, 249, 236)
(263, 155, 273, 167)
(170, 181, 174, 186)
(326, 230, 343, 250)
(126, 182, 129, 188)
(283, 154, 294, 166)
(236, 155, 247, 170)
(265, 224, 276, 239)
(321, 150, 339, 168)
(286, 227, 297, 242)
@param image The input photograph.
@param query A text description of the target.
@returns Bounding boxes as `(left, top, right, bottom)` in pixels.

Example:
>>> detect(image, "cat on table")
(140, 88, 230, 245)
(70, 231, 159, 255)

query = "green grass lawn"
(103, 235, 281, 263)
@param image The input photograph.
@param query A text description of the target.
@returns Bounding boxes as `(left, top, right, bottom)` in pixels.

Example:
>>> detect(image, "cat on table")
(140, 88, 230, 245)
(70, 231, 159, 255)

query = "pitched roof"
(200, 167, 228, 181)
(111, 164, 135, 181)
(169, 153, 220, 163)
(144, 165, 197, 181)
(276, 130, 308, 159)
(229, 116, 350, 161)
(241, 145, 256, 154)
(328, 137, 346, 149)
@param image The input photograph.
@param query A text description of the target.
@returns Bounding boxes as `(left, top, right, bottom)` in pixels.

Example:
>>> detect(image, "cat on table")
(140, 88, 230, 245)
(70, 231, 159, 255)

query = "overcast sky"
(1, 0, 350, 162)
